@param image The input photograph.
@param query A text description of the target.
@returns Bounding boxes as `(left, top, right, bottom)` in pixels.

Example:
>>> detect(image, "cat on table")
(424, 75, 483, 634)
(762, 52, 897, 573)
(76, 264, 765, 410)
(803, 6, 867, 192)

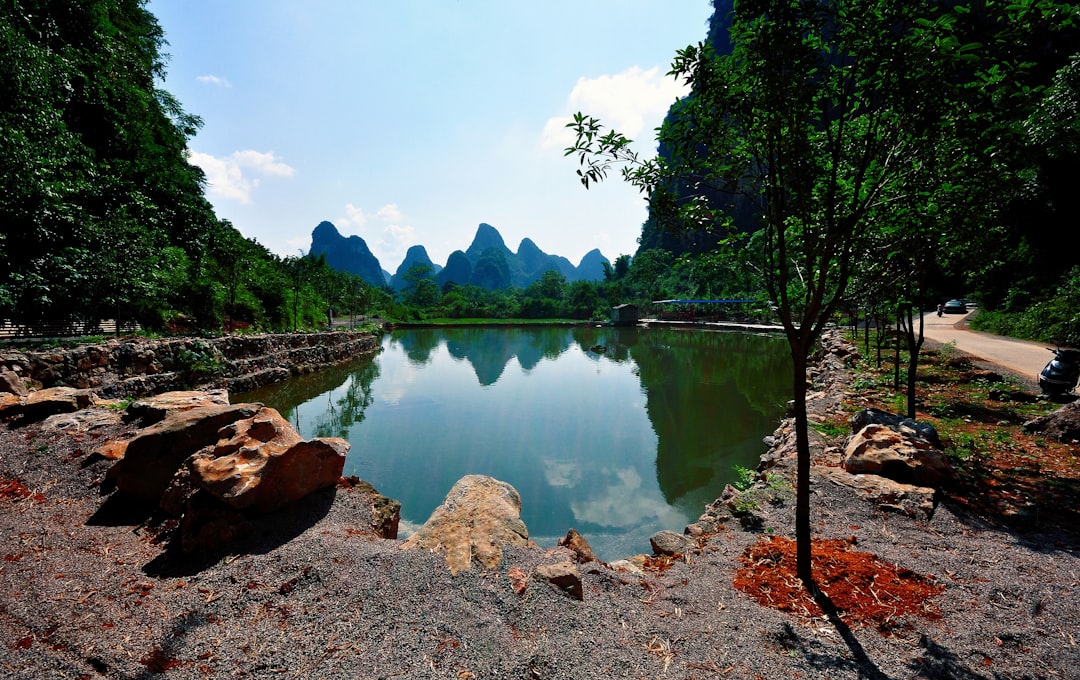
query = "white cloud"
(373, 223, 416, 268)
(196, 74, 232, 88)
(335, 203, 416, 266)
(375, 204, 404, 222)
(187, 150, 295, 204)
(340, 203, 368, 230)
(568, 466, 683, 529)
(540, 65, 689, 151)
(230, 150, 295, 177)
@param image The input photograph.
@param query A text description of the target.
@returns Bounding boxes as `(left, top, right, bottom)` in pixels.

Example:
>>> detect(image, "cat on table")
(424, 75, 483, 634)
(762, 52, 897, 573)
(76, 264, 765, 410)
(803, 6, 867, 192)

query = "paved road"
(921, 309, 1053, 387)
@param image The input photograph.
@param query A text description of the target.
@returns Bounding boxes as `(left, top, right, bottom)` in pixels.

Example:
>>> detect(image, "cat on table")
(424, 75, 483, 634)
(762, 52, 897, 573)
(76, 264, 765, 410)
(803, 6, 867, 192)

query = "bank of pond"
(236, 325, 792, 560)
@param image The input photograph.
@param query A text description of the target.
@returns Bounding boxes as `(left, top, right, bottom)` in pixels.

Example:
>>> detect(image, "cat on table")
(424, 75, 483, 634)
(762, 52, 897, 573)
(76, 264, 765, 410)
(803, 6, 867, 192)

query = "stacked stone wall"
(0, 331, 381, 399)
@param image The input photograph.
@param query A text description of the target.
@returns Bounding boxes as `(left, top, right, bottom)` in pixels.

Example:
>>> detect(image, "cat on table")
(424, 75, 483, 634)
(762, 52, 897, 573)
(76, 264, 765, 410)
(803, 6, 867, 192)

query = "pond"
(235, 325, 792, 560)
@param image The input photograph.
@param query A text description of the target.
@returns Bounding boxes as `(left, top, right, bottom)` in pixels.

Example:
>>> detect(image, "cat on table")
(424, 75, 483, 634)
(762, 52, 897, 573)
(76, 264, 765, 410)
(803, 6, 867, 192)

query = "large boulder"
(1023, 400, 1080, 444)
(41, 408, 123, 433)
(0, 393, 22, 418)
(21, 387, 96, 422)
(814, 466, 936, 518)
(188, 407, 348, 513)
(105, 403, 262, 502)
(400, 475, 529, 574)
(843, 423, 954, 487)
(850, 408, 942, 449)
(125, 389, 231, 425)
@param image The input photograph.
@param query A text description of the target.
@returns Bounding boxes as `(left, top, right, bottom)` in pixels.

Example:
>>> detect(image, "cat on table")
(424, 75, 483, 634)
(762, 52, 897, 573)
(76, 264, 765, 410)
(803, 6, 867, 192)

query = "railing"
(0, 319, 141, 340)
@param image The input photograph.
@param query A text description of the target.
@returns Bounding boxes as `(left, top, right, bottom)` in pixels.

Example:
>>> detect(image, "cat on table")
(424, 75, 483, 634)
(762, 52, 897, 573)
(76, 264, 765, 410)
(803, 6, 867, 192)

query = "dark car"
(943, 299, 967, 314)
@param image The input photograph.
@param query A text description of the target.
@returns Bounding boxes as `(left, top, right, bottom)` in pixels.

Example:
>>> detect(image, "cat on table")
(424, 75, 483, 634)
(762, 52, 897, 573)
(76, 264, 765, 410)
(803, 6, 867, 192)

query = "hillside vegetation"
(3, 1, 1079, 342)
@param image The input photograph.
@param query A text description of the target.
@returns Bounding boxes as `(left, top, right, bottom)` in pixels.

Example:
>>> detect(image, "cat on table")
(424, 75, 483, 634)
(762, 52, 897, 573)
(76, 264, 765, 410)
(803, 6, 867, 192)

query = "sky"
(148, 1, 714, 271)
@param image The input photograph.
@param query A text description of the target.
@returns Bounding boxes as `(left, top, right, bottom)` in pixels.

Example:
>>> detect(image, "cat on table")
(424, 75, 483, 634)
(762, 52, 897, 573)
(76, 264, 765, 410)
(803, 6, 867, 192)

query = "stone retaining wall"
(0, 331, 382, 399)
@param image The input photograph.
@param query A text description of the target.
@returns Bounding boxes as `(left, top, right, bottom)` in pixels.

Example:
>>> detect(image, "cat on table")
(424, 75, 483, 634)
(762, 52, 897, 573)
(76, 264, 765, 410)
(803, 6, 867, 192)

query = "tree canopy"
(567, 0, 1079, 586)
(0, 0, 384, 333)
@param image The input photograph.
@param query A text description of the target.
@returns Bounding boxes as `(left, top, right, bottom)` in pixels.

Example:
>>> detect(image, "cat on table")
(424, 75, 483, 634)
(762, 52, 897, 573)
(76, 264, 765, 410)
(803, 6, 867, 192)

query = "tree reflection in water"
(236, 326, 790, 560)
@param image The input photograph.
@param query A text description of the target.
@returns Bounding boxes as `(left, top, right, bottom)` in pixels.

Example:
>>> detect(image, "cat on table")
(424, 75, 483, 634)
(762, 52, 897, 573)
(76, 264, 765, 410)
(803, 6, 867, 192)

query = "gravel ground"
(2, 350, 1079, 679)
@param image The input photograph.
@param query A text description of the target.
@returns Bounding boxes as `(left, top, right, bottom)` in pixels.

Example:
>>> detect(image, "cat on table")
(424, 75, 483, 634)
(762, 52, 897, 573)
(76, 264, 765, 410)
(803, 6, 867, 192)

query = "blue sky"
(149, 1, 714, 271)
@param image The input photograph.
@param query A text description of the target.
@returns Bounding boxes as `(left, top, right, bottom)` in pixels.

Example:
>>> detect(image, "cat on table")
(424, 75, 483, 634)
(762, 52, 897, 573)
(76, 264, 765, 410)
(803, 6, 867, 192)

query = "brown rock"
(843, 423, 954, 487)
(339, 476, 401, 539)
(95, 439, 129, 461)
(507, 567, 529, 595)
(125, 389, 231, 425)
(558, 528, 598, 563)
(535, 561, 584, 600)
(188, 407, 347, 513)
(106, 403, 262, 502)
(400, 475, 529, 575)
(1023, 400, 1080, 444)
(650, 530, 695, 557)
(159, 465, 197, 518)
(0, 370, 27, 396)
(0, 393, 21, 417)
(21, 387, 96, 422)
(815, 466, 936, 518)
(41, 408, 123, 433)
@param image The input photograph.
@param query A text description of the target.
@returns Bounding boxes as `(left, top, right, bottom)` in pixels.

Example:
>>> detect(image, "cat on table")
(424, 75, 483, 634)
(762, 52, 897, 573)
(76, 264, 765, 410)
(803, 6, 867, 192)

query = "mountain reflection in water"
(235, 326, 791, 561)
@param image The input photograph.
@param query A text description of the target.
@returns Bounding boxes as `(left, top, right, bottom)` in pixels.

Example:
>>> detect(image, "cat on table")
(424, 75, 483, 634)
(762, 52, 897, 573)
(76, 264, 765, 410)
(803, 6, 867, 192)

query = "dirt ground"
(1, 334, 1078, 679)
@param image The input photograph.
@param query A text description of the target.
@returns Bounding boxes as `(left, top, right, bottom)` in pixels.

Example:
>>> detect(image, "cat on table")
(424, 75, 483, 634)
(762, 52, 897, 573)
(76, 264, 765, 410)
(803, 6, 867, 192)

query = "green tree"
(0, 0, 218, 325)
(566, 0, 1068, 587)
(567, 280, 601, 320)
(469, 248, 512, 290)
(402, 263, 440, 309)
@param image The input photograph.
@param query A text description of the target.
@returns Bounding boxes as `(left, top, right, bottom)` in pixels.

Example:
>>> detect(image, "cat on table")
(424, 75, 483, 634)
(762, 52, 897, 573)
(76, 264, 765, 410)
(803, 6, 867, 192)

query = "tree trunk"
(863, 310, 870, 356)
(904, 304, 925, 420)
(791, 347, 813, 587)
(893, 304, 902, 390)
(875, 312, 883, 368)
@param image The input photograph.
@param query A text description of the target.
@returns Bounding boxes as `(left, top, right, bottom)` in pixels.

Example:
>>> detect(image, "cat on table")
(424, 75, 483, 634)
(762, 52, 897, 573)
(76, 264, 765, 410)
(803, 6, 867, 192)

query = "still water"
(235, 326, 792, 560)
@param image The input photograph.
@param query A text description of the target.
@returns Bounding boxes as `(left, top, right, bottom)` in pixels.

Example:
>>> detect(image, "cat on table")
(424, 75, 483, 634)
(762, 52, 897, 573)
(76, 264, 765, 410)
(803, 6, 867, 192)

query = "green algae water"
(235, 326, 791, 560)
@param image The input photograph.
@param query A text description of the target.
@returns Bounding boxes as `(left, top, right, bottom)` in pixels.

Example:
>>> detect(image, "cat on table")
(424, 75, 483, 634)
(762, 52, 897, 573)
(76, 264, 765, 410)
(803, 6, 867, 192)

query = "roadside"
(921, 309, 1055, 390)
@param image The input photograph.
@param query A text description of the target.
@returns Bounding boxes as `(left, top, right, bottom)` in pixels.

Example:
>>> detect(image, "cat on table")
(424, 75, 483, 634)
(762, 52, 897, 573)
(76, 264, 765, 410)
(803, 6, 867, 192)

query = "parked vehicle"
(1039, 347, 1080, 397)
(943, 299, 967, 314)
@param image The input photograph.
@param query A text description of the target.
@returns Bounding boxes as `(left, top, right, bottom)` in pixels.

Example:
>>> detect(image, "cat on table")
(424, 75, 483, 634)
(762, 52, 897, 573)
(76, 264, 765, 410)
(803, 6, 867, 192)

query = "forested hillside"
(2, 0, 1077, 340)
(628, 0, 1080, 346)
(0, 0, 379, 332)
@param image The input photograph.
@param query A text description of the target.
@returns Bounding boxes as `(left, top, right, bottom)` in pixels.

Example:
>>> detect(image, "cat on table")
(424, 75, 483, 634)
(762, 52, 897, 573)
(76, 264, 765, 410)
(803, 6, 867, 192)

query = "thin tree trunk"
(893, 304, 902, 390)
(792, 347, 813, 587)
(904, 304, 925, 420)
(875, 312, 883, 368)
(863, 309, 870, 356)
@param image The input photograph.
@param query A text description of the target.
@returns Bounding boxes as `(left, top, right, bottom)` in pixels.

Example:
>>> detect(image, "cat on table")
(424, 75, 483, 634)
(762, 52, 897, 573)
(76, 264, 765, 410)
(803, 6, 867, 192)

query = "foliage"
(970, 266, 1080, 347)
(569, 0, 965, 585)
(732, 465, 757, 492)
(0, 1, 385, 337)
(174, 341, 225, 385)
(567, 0, 1078, 586)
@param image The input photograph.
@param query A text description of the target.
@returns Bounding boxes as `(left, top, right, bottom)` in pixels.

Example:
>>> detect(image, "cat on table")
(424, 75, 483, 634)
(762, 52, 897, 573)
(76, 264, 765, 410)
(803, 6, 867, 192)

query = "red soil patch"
(0, 476, 42, 503)
(733, 536, 944, 633)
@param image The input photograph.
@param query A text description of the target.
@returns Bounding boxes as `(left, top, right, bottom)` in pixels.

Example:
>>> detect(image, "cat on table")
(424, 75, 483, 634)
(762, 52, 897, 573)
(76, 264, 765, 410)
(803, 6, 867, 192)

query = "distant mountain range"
(308, 221, 610, 291)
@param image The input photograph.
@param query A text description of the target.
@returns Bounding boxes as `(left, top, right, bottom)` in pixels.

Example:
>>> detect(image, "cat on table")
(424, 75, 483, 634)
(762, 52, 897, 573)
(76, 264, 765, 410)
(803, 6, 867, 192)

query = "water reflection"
(235, 326, 790, 560)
